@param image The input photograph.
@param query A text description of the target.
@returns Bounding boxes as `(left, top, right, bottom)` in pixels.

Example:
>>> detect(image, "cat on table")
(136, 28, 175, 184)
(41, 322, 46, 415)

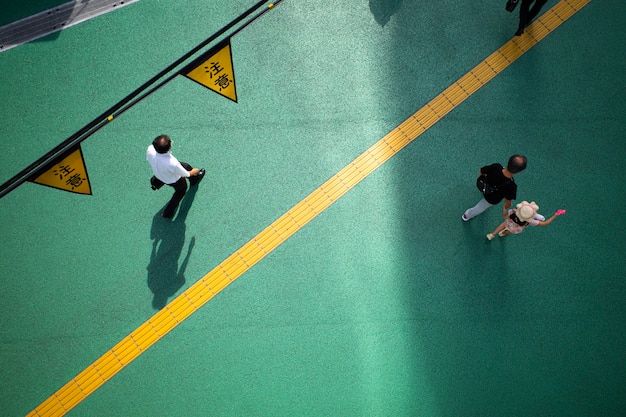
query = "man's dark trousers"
(162, 161, 198, 219)
(519, 0, 548, 32)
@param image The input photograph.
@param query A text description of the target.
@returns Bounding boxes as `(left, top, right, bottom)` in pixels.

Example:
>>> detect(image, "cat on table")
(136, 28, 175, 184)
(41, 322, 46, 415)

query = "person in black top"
(515, 0, 549, 36)
(462, 155, 527, 221)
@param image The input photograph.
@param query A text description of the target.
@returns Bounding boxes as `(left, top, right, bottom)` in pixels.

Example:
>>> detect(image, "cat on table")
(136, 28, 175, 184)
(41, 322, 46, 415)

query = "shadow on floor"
(147, 186, 198, 310)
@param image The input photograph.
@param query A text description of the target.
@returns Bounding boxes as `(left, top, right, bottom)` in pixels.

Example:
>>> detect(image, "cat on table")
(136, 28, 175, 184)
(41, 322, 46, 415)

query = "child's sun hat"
(516, 201, 539, 222)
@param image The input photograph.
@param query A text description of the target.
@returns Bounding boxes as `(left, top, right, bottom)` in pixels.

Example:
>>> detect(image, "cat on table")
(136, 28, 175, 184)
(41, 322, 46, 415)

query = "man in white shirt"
(147, 134, 205, 218)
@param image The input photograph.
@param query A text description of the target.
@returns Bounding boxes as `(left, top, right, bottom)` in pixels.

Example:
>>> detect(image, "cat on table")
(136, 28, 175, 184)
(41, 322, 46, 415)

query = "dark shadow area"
(369, 0, 404, 26)
(382, 1, 626, 415)
(147, 186, 198, 310)
(460, 222, 510, 312)
(0, 0, 68, 27)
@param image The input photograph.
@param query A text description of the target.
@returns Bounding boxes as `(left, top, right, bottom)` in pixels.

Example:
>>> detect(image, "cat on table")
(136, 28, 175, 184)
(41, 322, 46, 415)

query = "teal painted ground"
(1, 1, 625, 416)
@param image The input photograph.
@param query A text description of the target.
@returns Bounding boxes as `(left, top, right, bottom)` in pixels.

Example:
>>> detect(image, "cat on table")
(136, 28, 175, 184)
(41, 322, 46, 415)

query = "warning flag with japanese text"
(181, 38, 237, 102)
(31, 145, 92, 195)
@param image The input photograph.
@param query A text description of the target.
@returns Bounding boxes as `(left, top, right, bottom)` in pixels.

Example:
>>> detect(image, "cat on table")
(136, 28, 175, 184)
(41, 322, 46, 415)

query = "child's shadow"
(147, 187, 197, 310)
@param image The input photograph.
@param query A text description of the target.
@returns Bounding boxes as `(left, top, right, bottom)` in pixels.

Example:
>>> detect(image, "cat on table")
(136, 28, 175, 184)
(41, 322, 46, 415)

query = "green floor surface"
(1, 1, 625, 416)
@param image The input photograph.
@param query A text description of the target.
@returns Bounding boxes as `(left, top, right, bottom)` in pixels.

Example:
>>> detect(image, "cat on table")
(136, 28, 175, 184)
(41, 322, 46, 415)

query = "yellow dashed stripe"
(27, 0, 589, 415)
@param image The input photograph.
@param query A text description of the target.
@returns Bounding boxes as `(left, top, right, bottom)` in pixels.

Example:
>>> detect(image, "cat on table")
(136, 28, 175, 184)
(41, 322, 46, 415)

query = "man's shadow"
(147, 186, 198, 310)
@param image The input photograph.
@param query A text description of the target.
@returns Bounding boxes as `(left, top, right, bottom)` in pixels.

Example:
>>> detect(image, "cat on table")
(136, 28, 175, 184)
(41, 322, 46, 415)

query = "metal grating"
(0, 0, 139, 53)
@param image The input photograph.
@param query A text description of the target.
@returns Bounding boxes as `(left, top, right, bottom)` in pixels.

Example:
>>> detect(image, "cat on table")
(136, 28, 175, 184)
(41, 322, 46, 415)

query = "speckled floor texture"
(1, 1, 625, 416)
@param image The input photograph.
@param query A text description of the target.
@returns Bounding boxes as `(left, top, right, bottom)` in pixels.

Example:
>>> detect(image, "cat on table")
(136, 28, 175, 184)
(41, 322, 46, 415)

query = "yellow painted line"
(27, 0, 589, 415)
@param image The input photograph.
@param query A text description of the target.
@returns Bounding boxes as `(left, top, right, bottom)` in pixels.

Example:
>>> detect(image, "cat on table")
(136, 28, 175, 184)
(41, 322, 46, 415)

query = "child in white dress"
(487, 201, 565, 240)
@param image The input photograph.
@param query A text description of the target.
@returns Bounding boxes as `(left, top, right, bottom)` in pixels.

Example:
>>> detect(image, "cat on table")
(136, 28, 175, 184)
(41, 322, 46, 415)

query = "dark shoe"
(514, 28, 524, 36)
(190, 168, 206, 186)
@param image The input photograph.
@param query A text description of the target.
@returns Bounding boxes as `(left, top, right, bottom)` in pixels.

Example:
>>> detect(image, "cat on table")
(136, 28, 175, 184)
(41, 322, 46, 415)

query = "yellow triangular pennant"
(31, 146, 92, 195)
(181, 38, 237, 102)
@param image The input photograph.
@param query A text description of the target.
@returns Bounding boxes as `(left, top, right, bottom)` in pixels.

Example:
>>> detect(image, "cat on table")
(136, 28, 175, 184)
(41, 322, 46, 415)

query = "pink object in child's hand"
(555, 209, 566, 215)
